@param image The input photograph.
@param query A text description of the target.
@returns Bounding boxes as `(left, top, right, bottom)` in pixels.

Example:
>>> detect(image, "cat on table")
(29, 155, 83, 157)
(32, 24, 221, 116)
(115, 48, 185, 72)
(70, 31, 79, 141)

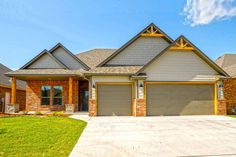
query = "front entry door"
(79, 81, 89, 111)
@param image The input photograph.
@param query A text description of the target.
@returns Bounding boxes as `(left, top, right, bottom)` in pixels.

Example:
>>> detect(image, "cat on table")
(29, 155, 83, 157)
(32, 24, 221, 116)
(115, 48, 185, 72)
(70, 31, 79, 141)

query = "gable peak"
(141, 23, 165, 37)
(170, 35, 195, 51)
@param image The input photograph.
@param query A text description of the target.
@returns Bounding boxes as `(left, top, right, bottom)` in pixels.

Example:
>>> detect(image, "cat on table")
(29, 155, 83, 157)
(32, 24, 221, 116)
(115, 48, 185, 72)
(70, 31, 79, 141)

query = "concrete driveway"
(69, 116, 236, 157)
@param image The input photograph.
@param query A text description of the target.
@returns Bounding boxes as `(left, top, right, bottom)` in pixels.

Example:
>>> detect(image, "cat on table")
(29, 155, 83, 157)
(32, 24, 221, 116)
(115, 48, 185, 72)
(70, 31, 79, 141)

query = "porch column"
(6, 76, 19, 113)
(11, 76, 16, 104)
(68, 77, 73, 104)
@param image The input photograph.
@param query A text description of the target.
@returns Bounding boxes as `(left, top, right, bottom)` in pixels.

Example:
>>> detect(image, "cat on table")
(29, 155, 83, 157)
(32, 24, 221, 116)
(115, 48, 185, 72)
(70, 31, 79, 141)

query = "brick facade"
(89, 99, 96, 116)
(26, 80, 78, 111)
(0, 87, 26, 112)
(135, 99, 146, 116)
(223, 79, 236, 114)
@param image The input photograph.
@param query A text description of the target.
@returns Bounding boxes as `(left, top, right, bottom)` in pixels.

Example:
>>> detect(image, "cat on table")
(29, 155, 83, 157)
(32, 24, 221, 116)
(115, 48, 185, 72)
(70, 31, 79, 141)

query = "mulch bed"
(0, 113, 72, 118)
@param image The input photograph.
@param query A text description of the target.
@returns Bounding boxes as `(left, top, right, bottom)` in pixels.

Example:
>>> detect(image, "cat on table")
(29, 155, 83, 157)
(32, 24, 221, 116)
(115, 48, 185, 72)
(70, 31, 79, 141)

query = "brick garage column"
(89, 99, 97, 116)
(135, 99, 146, 116)
(216, 80, 227, 115)
(217, 99, 227, 115)
(135, 80, 146, 116)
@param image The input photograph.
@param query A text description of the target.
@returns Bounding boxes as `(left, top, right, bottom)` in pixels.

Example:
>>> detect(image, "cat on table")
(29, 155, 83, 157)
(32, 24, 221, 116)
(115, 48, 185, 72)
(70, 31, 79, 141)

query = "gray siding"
(91, 76, 134, 99)
(52, 47, 85, 70)
(143, 50, 219, 81)
(107, 37, 169, 65)
(28, 53, 63, 69)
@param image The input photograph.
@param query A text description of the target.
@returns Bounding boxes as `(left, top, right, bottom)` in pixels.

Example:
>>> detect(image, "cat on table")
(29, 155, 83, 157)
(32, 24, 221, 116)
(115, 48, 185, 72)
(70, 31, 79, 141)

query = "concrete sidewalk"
(69, 116, 236, 157)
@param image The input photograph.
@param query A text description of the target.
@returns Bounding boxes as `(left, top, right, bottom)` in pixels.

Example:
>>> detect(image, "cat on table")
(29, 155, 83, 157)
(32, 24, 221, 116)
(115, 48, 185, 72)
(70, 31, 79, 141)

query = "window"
(41, 86, 51, 105)
(53, 86, 62, 105)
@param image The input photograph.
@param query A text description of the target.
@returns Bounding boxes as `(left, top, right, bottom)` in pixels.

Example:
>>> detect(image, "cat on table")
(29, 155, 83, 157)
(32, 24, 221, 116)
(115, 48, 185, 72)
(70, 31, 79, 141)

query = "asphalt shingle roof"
(84, 66, 143, 75)
(76, 49, 116, 69)
(6, 69, 83, 76)
(215, 54, 236, 77)
(0, 63, 26, 89)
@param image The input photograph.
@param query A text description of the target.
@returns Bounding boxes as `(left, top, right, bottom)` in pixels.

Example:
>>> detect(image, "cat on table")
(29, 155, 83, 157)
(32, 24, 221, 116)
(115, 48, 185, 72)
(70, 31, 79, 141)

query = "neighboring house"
(216, 54, 236, 114)
(6, 23, 229, 116)
(0, 63, 26, 112)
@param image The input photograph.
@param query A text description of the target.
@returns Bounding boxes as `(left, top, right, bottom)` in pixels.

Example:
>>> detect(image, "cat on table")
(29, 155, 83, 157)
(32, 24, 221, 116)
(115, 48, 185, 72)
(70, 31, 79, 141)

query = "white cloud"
(183, 0, 236, 26)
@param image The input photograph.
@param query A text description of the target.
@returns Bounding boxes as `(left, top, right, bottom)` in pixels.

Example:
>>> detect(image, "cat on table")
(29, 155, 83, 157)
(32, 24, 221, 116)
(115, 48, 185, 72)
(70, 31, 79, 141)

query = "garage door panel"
(146, 84, 214, 116)
(97, 84, 132, 116)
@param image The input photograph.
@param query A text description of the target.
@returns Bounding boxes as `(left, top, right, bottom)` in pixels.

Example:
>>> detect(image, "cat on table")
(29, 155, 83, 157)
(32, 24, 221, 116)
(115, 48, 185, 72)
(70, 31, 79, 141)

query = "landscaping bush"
(35, 111, 43, 115)
(52, 111, 65, 117)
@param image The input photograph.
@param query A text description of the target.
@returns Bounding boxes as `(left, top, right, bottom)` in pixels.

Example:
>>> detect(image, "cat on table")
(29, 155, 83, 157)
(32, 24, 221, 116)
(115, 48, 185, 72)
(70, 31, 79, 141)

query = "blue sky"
(0, 0, 236, 69)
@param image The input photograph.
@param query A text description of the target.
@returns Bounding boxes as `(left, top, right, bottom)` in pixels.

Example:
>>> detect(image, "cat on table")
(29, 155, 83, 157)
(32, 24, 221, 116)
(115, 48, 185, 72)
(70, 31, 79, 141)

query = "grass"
(228, 115, 236, 118)
(0, 116, 87, 157)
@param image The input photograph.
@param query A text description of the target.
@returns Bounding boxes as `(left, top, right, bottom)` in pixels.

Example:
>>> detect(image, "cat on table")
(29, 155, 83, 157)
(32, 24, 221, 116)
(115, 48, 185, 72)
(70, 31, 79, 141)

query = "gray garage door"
(146, 84, 214, 116)
(97, 84, 132, 116)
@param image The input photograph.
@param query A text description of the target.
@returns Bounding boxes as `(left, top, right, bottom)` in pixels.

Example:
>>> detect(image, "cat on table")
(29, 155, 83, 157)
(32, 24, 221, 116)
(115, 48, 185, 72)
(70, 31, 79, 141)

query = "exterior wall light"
(139, 83, 143, 87)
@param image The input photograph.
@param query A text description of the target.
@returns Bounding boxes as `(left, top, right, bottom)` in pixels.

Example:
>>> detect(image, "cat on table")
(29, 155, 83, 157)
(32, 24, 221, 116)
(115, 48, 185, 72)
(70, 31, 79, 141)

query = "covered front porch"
(5, 69, 89, 113)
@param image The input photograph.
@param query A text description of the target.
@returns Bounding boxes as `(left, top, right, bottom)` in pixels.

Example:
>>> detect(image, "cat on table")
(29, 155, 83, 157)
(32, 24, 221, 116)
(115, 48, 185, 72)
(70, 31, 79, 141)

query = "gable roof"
(49, 43, 90, 70)
(76, 49, 117, 69)
(135, 35, 229, 77)
(97, 23, 174, 67)
(20, 49, 69, 69)
(0, 63, 26, 89)
(222, 64, 236, 77)
(215, 54, 236, 68)
(215, 54, 236, 77)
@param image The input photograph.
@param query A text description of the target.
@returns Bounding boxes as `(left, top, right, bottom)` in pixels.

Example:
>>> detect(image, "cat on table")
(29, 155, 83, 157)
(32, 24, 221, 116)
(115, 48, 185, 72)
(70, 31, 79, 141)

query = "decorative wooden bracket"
(141, 25, 164, 37)
(170, 37, 195, 51)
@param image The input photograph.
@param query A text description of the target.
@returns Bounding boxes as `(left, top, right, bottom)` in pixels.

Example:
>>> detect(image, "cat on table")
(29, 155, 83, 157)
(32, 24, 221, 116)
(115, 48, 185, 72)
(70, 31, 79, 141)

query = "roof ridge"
(77, 48, 117, 55)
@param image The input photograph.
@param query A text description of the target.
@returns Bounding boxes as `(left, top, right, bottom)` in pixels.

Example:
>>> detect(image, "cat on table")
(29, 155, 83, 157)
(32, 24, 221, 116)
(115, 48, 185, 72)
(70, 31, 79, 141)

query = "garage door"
(146, 83, 214, 116)
(97, 83, 132, 116)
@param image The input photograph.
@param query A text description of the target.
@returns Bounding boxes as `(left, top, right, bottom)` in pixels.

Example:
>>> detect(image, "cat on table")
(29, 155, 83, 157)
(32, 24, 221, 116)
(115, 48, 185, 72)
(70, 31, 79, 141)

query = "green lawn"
(0, 116, 87, 157)
(229, 115, 236, 118)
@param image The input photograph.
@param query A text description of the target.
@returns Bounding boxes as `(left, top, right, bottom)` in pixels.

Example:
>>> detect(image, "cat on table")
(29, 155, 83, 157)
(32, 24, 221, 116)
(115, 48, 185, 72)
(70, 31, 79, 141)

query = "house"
(0, 63, 26, 112)
(6, 23, 229, 116)
(216, 54, 236, 114)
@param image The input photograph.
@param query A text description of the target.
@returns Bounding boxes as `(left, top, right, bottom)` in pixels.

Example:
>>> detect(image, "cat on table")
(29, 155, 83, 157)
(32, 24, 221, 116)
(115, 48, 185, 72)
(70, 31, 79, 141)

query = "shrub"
(35, 111, 43, 115)
(52, 111, 65, 117)
(22, 110, 28, 115)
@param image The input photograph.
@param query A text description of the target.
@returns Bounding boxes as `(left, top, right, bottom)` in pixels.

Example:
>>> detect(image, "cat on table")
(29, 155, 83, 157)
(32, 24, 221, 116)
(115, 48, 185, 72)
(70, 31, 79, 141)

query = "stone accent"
(26, 80, 78, 112)
(65, 104, 74, 113)
(217, 99, 227, 115)
(135, 99, 146, 116)
(6, 104, 19, 113)
(89, 99, 96, 116)
(0, 87, 26, 112)
(222, 79, 236, 114)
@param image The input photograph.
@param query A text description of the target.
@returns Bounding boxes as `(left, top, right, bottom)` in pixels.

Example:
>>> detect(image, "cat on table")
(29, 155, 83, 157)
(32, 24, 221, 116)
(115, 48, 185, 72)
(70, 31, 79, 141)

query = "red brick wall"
(26, 80, 78, 111)
(223, 79, 236, 114)
(0, 87, 26, 111)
